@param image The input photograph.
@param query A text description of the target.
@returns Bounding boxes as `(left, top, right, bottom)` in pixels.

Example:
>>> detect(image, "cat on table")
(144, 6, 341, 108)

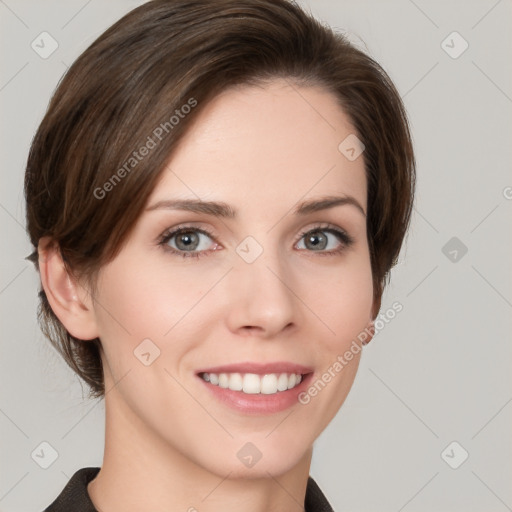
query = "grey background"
(1, 1, 511, 511)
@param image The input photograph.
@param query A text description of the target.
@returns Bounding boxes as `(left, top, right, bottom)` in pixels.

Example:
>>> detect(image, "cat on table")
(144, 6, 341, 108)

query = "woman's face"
(90, 79, 374, 478)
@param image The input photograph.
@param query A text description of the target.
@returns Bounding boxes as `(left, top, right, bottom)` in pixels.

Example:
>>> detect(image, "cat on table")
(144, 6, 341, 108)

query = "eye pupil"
(305, 231, 327, 250)
(176, 231, 199, 250)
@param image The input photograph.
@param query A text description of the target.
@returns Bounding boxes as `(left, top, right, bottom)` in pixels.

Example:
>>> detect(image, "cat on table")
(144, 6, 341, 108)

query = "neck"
(87, 383, 313, 512)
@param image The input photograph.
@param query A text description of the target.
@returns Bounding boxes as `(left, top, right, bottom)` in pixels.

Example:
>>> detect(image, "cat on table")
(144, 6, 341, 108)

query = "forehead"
(149, 79, 367, 216)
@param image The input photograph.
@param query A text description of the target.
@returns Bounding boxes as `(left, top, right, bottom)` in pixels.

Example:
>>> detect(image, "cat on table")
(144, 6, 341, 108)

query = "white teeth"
(243, 373, 261, 394)
(200, 372, 304, 394)
(277, 373, 289, 391)
(218, 373, 229, 388)
(229, 373, 243, 391)
(260, 374, 277, 394)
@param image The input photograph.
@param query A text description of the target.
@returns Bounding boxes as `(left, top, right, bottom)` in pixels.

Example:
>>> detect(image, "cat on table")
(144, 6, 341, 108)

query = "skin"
(39, 78, 376, 512)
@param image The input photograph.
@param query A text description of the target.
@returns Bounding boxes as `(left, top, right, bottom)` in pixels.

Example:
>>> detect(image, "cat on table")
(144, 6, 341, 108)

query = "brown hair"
(24, 0, 415, 399)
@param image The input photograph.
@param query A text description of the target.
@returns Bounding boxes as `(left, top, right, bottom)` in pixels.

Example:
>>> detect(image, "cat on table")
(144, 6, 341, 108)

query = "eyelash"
(157, 223, 355, 259)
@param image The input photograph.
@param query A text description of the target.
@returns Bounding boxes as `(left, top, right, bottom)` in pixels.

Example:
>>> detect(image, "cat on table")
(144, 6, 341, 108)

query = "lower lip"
(197, 373, 314, 414)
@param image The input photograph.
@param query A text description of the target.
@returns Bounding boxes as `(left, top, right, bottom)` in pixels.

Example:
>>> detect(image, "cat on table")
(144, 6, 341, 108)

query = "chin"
(198, 439, 311, 480)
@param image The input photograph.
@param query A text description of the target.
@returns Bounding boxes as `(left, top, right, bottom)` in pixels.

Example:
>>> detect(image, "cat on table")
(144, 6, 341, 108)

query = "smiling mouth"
(198, 371, 311, 395)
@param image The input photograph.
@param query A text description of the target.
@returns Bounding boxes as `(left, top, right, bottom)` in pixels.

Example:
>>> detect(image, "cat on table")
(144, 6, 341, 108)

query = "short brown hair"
(24, 0, 415, 399)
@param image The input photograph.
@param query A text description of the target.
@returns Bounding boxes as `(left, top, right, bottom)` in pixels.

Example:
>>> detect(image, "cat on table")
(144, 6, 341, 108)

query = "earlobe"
(38, 238, 99, 340)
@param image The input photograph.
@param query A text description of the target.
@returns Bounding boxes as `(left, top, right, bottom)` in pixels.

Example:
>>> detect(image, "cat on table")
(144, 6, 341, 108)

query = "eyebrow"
(145, 194, 366, 218)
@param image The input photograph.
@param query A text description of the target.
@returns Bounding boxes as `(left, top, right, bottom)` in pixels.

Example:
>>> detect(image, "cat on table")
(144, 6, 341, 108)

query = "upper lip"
(196, 361, 314, 375)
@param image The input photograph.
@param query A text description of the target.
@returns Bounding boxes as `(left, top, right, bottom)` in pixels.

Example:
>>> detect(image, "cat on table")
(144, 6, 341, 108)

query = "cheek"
(94, 244, 373, 358)
(297, 253, 374, 348)
(94, 258, 200, 339)
(92, 257, 225, 378)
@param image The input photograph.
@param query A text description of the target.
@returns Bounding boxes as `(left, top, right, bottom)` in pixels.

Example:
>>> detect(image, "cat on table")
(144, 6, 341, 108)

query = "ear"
(38, 237, 99, 340)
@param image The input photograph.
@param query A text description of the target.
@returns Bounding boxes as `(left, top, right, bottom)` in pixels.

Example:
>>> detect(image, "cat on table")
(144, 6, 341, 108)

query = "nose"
(224, 246, 298, 339)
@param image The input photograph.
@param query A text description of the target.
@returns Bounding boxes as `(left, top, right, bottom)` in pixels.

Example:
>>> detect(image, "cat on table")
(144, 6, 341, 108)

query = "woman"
(25, 0, 415, 510)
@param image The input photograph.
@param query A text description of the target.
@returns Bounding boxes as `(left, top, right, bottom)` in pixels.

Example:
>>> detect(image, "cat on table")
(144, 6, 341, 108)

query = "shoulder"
(305, 475, 335, 512)
(42, 467, 100, 512)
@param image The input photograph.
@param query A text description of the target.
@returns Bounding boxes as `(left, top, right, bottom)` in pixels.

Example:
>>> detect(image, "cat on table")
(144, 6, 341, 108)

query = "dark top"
(43, 467, 334, 511)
